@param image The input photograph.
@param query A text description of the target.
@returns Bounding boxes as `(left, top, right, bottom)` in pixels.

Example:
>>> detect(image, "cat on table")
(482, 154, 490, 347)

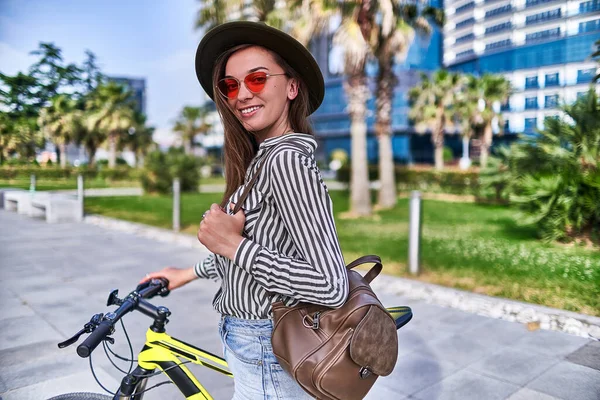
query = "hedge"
(336, 165, 483, 197)
(0, 166, 141, 181)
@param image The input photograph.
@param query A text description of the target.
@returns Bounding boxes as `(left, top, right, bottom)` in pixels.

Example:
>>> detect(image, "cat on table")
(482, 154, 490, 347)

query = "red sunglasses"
(217, 71, 287, 99)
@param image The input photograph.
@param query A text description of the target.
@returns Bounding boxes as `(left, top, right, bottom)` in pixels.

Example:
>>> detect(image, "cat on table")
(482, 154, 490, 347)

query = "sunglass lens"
(245, 72, 268, 93)
(218, 78, 239, 99)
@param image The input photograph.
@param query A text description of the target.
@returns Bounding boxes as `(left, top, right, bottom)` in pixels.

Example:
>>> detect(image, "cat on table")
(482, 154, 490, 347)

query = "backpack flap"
(349, 305, 398, 376)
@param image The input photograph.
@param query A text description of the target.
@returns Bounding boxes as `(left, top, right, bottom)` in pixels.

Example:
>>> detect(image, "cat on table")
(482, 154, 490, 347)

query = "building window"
(525, 27, 561, 43)
(485, 39, 512, 51)
(525, 97, 539, 109)
(580, 19, 600, 33)
(485, 4, 512, 19)
(525, 8, 561, 25)
(580, 0, 600, 13)
(456, 2, 475, 14)
(504, 120, 510, 133)
(577, 68, 596, 83)
(545, 73, 559, 87)
(545, 95, 559, 108)
(526, 0, 558, 7)
(457, 49, 475, 58)
(485, 21, 512, 34)
(456, 17, 476, 29)
(456, 33, 475, 43)
(500, 101, 510, 111)
(525, 76, 539, 89)
(525, 117, 537, 132)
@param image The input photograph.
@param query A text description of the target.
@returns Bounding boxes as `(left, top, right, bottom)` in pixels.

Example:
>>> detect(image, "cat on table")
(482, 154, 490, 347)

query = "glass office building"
(444, 0, 600, 134)
(107, 76, 147, 115)
(309, 1, 445, 164)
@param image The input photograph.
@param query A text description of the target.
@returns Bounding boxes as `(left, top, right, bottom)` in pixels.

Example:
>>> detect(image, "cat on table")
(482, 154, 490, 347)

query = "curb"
(84, 214, 600, 340)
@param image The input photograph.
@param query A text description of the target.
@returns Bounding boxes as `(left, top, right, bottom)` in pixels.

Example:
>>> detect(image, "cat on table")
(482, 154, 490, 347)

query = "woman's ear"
(287, 78, 299, 101)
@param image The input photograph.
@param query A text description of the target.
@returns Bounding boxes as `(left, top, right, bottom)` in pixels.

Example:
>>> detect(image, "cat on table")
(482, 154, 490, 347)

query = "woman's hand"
(197, 203, 245, 261)
(139, 267, 197, 290)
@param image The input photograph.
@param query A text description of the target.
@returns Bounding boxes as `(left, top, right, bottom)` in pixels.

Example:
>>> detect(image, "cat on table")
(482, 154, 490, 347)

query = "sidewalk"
(0, 210, 599, 400)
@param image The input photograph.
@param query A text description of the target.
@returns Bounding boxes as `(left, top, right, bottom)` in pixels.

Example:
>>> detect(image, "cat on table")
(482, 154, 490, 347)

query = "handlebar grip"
(77, 320, 113, 358)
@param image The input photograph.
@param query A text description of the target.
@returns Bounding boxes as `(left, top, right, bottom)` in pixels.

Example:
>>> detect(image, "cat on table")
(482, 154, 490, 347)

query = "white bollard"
(408, 190, 422, 275)
(77, 174, 84, 221)
(173, 178, 180, 232)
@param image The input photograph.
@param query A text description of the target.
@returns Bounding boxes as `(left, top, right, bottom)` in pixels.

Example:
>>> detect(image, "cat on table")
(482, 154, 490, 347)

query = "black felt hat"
(195, 21, 325, 115)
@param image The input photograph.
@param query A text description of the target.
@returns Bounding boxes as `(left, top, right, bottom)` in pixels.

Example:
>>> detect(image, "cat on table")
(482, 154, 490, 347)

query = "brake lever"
(58, 327, 86, 349)
(57, 313, 105, 349)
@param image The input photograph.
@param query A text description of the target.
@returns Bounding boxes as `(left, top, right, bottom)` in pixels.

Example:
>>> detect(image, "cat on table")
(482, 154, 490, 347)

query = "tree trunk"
(60, 143, 67, 169)
(432, 108, 445, 170)
(108, 134, 117, 168)
(138, 153, 145, 168)
(480, 122, 493, 168)
(184, 138, 192, 155)
(345, 75, 372, 216)
(375, 62, 397, 209)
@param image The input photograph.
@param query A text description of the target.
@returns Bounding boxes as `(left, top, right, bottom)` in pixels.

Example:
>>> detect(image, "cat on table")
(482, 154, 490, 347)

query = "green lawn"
(85, 192, 600, 316)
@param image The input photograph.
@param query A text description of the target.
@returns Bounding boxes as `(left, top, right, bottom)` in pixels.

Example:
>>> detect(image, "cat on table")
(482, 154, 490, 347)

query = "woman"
(142, 21, 349, 399)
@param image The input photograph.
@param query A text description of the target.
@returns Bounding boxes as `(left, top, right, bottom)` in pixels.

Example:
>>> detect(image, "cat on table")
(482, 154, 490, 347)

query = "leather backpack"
(233, 138, 399, 399)
(271, 255, 398, 400)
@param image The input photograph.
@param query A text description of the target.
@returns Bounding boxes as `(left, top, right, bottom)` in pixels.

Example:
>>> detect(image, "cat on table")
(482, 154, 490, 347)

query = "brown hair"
(212, 44, 315, 207)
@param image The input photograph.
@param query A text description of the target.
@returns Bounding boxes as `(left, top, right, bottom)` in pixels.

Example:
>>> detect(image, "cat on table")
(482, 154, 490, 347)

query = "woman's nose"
(237, 81, 253, 101)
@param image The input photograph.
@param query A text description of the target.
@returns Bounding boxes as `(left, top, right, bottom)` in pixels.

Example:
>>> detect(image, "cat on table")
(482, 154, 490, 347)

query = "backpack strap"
(346, 255, 382, 284)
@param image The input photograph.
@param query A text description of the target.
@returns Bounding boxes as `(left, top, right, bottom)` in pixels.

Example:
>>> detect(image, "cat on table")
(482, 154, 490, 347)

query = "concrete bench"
(3, 189, 83, 223)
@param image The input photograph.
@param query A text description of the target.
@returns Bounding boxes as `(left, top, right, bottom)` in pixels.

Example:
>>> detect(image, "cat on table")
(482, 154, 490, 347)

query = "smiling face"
(222, 46, 299, 141)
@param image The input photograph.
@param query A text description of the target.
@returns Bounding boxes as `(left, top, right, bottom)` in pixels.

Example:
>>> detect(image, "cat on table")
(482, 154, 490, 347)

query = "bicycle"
(49, 279, 413, 400)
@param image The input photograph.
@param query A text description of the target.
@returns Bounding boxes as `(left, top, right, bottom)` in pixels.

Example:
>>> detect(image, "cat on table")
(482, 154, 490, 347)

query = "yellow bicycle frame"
(136, 329, 232, 400)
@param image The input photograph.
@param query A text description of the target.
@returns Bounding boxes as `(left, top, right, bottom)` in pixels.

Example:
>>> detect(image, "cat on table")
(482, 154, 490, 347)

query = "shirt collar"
(257, 133, 317, 154)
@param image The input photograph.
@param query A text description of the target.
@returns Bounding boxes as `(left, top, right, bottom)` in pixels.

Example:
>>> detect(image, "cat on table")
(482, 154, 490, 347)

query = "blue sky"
(0, 0, 209, 145)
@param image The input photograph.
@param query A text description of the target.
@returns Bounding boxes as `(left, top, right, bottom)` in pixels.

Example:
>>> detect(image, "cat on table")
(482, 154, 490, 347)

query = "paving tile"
(466, 317, 530, 348)
(512, 329, 590, 358)
(527, 361, 600, 400)
(412, 369, 519, 400)
(0, 340, 64, 367)
(0, 316, 63, 352)
(1, 369, 119, 400)
(417, 332, 495, 368)
(376, 352, 463, 396)
(467, 348, 560, 385)
(566, 341, 600, 371)
(365, 382, 407, 399)
(506, 388, 561, 400)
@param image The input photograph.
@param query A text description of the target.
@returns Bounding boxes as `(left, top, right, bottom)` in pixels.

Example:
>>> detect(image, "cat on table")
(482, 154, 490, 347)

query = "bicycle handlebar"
(73, 278, 170, 358)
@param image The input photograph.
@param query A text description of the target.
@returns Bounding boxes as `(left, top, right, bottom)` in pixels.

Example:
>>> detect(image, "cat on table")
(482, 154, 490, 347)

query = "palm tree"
(455, 75, 483, 169)
(495, 89, 600, 245)
(408, 70, 462, 170)
(469, 74, 511, 168)
(173, 105, 211, 155)
(123, 112, 155, 167)
(359, 0, 444, 208)
(38, 94, 81, 168)
(86, 81, 135, 168)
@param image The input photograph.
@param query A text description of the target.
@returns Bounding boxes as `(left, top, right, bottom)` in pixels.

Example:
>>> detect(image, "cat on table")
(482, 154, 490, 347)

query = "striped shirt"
(194, 133, 349, 319)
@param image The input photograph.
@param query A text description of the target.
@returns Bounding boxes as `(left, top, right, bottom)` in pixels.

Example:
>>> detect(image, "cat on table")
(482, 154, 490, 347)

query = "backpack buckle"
(359, 366, 372, 379)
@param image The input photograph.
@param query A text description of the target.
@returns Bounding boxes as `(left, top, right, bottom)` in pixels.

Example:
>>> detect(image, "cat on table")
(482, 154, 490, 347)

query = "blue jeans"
(219, 315, 312, 400)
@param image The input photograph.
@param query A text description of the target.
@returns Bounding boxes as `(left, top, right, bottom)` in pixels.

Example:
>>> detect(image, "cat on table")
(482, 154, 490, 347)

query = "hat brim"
(195, 21, 324, 115)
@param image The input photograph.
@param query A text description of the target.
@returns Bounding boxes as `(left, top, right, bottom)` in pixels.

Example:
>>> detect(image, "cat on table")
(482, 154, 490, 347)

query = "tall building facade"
(309, 2, 447, 164)
(444, 0, 600, 134)
(107, 76, 147, 115)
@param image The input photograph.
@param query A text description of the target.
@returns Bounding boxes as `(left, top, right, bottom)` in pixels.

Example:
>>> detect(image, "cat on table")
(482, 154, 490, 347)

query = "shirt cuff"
(234, 237, 262, 274)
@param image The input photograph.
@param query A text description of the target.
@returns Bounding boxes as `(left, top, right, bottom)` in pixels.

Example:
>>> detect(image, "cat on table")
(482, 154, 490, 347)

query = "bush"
(443, 146, 454, 163)
(485, 89, 600, 245)
(140, 148, 200, 194)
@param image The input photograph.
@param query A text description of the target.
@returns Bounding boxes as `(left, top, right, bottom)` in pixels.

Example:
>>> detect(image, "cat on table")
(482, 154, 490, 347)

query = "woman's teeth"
(241, 106, 260, 115)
